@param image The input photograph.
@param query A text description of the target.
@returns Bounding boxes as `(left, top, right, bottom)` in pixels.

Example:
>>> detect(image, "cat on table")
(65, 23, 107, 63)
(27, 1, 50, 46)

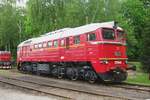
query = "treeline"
(0, 0, 150, 71)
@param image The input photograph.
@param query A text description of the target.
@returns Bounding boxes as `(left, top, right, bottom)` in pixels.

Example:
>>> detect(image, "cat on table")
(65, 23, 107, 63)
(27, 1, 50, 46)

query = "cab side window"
(54, 40, 58, 47)
(87, 33, 96, 41)
(38, 43, 42, 48)
(43, 42, 47, 48)
(61, 39, 65, 46)
(17, 47, 20, 51)
(74, 36, 80, 44)
(47, 41, 52, 47)
(34, 44, 38, 49)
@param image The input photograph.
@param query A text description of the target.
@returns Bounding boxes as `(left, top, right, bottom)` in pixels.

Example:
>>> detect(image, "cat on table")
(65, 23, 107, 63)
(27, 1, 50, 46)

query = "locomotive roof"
(18, 21, 123, 47)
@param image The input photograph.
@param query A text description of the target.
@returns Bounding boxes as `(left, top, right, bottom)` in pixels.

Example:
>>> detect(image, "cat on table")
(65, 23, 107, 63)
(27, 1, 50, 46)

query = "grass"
(0, 70, 10, 76)
(126, 62, 150, 86)
(0, 69, 21, 77)
(126, 72, 150, 86)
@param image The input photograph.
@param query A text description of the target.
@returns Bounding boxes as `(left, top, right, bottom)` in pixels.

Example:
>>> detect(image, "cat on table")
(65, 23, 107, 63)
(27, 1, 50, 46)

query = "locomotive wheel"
(57, 67, 65, 79)
(21, 64, 28, 74)
(19, 65, 23, 71)
(86, 71, 97, 83)
(58, 73, 63, 79)
(51, 67, 59, 77)
(67, 68, 78, 81)
(70, 69, 78, 81)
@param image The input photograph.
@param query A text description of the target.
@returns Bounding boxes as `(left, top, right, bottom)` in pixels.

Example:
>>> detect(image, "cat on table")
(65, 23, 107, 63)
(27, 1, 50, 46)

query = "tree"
(140, 0, 150, 72)
(140, 18, 150, 72)
(0, 0, 23, 58)
(120, 0, 147, 59)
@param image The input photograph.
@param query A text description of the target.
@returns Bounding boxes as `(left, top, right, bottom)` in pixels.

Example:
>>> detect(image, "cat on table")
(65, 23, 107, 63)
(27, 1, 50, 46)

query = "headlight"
(100, 60, 109, 64)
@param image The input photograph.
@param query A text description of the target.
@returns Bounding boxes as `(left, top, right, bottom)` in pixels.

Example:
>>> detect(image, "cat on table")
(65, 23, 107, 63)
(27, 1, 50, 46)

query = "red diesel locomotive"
(17, 21, 128, 83)
(0, 51, 12, 69)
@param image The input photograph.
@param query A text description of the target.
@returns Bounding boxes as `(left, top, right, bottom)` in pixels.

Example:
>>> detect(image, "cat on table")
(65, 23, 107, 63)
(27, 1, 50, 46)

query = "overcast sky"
(16, 0, 27, 7)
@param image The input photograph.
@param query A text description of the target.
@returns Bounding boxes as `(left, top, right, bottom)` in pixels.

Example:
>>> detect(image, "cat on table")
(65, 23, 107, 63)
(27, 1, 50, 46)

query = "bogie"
(85, 70, 97, 83)
(66, 68, 79, 81)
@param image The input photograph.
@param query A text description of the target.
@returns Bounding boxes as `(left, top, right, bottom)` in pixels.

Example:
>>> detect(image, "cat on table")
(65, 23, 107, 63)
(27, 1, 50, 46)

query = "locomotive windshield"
(117, 31, 125, 41)
(102, 29, 115, 40)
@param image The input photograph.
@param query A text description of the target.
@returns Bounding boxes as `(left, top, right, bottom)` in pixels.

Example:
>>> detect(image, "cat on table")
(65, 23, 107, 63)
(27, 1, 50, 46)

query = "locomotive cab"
(94, 28, 127, 82)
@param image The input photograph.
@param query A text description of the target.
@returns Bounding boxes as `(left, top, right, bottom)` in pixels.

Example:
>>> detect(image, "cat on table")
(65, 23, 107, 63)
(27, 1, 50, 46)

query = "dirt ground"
(0, 85, 57, 100)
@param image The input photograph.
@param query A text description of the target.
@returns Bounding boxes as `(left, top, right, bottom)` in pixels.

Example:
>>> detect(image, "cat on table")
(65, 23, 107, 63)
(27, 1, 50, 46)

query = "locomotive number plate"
(114, 61, 122, 64)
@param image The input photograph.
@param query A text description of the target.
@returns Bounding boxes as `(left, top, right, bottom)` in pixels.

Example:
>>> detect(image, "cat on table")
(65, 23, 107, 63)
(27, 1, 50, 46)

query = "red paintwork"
(17, 28, 127, 73)
(0, 51, 11, 62)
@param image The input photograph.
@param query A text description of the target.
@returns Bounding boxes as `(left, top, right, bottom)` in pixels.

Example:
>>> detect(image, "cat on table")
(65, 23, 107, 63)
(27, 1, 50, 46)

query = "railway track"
(0, 76, 137, 100)
(0, 69, 150, 100)
(13, 68, 150, 92)
(33, 73, 150, 93)
(0, 76, 71, 99)
(110, 83, 150, 92)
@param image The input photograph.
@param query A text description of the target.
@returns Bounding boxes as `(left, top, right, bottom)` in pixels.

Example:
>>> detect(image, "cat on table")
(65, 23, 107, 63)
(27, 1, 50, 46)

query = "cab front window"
(117, 31, 125, 41)
(102, 29, 115, 40)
